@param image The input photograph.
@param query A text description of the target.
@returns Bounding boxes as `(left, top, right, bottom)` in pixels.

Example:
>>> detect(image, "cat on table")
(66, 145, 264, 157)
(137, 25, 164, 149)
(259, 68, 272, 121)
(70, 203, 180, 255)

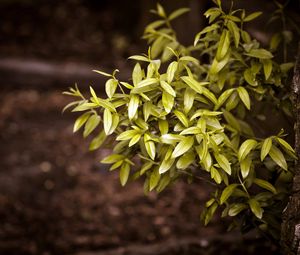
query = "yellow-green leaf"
(216, 29, 230, 61)
(83, 114, 100, 137)
(253, 178, 276, 194)
(120, 163, 130, 186)
(180, 76, 209, 95)
(262, 59, 273, 80)
(103, 108, 112, 135)
(145, 140, 156, 160)
(132, 63, 143, 86)
(149, 168, 160, 191)
(244, 11, 262, 22)
(248, 198, 263, 219)
(261, 137, 272, 161)
(215, 153, 231, 175)
(174, 110, 189, 127)
(160, 80, 176, 97)
(220, 184, 238, 204)
(73, 112, 91, 133)
(172, 136, 194, 158)
(240, 156, 252, 179)
(269, 145, 288, 170)
(167, 61, 178, 83)
(105, 79, 118, 98)
(238, 139, 257, 161)
(128, 95, 139, 119)
(162, 91, 174, 113)
(89, 130, 106, 151)
(237, 87, 251, 110)
(159, 157, 175, 174)
(101, 154, 125, 164)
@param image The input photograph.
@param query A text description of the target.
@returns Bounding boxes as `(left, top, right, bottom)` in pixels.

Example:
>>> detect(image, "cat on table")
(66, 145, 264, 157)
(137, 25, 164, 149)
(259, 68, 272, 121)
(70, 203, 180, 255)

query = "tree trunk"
(281, 42, 300, 254)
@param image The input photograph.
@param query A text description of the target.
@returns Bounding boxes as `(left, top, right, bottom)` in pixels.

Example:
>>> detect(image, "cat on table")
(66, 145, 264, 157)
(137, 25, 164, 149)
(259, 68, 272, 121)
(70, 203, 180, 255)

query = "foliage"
(64, 0, 297, 239)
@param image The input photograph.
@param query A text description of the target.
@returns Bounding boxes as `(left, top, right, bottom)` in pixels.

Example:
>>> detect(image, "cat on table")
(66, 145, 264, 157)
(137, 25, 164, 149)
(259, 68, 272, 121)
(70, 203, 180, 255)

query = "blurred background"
(0, 0, 299, 254)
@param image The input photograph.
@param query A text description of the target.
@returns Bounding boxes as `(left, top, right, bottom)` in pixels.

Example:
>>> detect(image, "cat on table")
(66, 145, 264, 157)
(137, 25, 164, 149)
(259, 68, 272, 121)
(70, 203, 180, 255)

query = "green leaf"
(261, 137, 272, 161)
(203, 202, 218, 226)
(156, 3, 166, 17)
(101, 154, 125, 164)
(132, 63, 143, 86)
(159, 157, 175, 174)
(237, 87, 251, 110)
(131, 78, 158, 94)
(128, 95, 139, 119)
(73, 112, 91, 132)
(107, 113, 119, 135)
(176, 152, 195, 169)
(105, 79, 118, 98)
(245, 48, 273, 59)
(211, 166, 222, 184)
(128, 55, 150, 62)
(120, 163, 130, 186)
(116, 129, 139, 141)
(150, 168, 161, 191)
(158, 119, 169, 135)
(160, 134, 183, 144)
(238, 139, 257, 161)
(262, 59, 272, 80)
(223, 110, 240, 131)
(220, 184, 238, 204)
(168, 7, 190, 20)
(83, 114, 100, 137)
(167, 61, 178, 83)
(180, 76, 209, 95)
(162, 91, 174, 113)
(90, 86, 100, 104)
(240, 156, 252, 179)
(215, 89, 234, 110)
(103, 108, 112, 135)
(253, 178, 277, 194)
(179, 56, 200, 65)
(93, 69, 112, 77)
(243, 68, 257, 86)
(89, 130, 106, 151)
(72, 102, 98, 112)
(174, 110, 189, 128)
(202, 87, 218, 105)
(215, 153, 232, 175)
(210, 50, 231, 74)
(244, 11, 262, 22)
(97, 99, 116, 112)
(227, 20, 240, 48)
(228, 203, 247, 216)
(225, 92, 239, 111)
(184, 88, 196, 114)
(140, 161, 154, 175)
(180, 126, 201, 135)
(276, 137, 295, 153)
(145, 140, 156, 160)
(249, 198, 263, 219)
(194, 24, 219, 46)
(160, 80, 176, 97)
(172, 136, 194, 158)
(269, 145, 288, 170)
(216, 30, 230, 61)
(129, 133, 142, 147)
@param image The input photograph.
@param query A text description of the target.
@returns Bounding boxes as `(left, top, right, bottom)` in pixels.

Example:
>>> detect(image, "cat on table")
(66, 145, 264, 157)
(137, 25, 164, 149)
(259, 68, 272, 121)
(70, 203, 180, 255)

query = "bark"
(281, 42, 300, 254)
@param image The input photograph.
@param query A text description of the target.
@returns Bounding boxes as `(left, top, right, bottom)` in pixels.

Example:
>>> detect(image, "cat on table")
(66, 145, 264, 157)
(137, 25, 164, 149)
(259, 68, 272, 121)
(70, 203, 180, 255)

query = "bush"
(64, 0, 297, 240)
